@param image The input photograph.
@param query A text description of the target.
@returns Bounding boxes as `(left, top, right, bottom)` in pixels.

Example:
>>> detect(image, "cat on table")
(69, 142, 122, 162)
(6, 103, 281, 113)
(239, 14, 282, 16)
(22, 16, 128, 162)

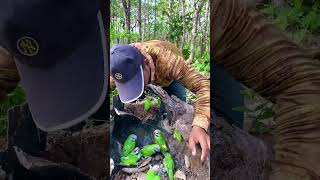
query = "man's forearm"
(212, 0, 320, 179)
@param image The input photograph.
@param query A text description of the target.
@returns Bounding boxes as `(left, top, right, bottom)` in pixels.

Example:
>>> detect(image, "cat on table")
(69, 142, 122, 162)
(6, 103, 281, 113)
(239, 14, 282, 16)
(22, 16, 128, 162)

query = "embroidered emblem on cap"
(115, 73, 123, 80)
(17, 36, 39, 56)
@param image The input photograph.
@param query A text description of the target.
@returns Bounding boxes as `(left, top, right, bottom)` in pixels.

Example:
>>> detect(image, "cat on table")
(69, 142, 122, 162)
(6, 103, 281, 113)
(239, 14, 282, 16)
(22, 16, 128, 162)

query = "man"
(110, 40, 210, 162)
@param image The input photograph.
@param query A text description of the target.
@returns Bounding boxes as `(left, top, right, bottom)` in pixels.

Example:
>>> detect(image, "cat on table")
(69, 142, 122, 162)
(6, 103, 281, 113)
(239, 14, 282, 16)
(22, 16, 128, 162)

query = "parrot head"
(133, 147, 140, 155)
(154, 129, 161, 137)
(128, 134, 137, 142)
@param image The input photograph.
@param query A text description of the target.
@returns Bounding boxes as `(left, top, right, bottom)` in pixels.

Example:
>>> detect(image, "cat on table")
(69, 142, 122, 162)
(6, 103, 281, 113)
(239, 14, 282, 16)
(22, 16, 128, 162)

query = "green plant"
(232, 89, 275, 134)
(260, 0, 320, 44)
(0, 85, 26, 136)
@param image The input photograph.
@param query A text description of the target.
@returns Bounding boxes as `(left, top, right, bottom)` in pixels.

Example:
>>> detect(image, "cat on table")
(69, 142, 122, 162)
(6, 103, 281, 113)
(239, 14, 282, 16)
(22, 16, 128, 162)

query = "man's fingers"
(199, 137, 209, 162)
(188, 136, 196, 156)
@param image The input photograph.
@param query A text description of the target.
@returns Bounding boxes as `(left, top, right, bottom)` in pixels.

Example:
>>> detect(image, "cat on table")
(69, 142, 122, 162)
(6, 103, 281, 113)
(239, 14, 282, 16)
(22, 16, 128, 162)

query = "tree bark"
(180, 0, 186, 50)
(187, 0, 205, 64)
(112, 84, 272, 179)
(121, 0, 131, 43)
(153, 0, 157, 39)
(200, 1, 209, 56)
(138, 0, 142, 41)
(169, 0, 174, 17)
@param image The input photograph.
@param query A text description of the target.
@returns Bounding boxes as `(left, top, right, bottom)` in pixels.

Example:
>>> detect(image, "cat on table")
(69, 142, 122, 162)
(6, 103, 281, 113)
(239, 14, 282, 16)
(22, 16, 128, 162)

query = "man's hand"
(188, 126, 210, 162)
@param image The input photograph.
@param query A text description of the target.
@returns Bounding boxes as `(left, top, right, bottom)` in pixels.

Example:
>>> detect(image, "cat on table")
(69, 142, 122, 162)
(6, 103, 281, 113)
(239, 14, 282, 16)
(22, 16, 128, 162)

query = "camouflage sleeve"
(158, 47, 210, 132)
(213, 0, 320, 179)
(110, 76, 116, 90)
(0, 47, 20, 101)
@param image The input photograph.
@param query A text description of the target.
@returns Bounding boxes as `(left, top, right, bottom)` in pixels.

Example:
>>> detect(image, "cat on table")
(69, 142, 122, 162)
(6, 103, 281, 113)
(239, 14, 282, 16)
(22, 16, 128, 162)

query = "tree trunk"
(169, 0, 174, 17)
(138, 0, 142, 41)
(200, 1, 209, 56)
(111, 84, 272, 179)
(121, 0, 131, 43)
(187, 0, 205, 64)
(180, 0, 186, 50)
(153, 0, 157, 39)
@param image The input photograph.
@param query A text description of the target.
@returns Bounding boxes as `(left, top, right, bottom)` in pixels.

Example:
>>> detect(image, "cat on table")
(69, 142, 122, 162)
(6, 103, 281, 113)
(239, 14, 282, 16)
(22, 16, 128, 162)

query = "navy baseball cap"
(0, 0, 108, 131)
(110, 45, 144, 103)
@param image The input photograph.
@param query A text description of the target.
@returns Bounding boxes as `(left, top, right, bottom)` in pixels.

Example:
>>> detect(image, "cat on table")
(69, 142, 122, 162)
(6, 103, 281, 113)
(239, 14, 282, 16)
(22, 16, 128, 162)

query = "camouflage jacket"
(213, 0, 320, 179)
(110, 40, 210, 131)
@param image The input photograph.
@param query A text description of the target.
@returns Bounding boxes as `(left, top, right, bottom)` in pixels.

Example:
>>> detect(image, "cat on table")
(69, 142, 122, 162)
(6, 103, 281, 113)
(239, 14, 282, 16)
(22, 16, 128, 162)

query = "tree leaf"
(257, 108, 274, 120)
(232, 106, 253, 113)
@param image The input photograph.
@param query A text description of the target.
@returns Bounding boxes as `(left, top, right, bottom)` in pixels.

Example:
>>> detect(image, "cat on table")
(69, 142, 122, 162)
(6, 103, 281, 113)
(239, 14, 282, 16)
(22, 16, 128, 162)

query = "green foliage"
(192, 50, 210, 75)
(110, 0, 210, 103)
(110, 89, 118, 105)
(0, 85, 26, 136)
(173, 128, 183, 142)
(260, 1, 320, 43)
(232, 88, 275, 134)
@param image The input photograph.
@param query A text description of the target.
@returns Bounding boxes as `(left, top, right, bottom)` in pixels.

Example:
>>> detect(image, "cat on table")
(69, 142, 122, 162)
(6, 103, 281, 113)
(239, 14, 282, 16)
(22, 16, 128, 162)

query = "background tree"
(111, 0, 210, 76)
(187, 0, 205, 64)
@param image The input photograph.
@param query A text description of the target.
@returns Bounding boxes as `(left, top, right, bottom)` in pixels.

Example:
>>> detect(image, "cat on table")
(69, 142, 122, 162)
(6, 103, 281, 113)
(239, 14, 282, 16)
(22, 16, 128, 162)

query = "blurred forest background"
(235, 0, 320, 136)
(110, 0, 210, 75)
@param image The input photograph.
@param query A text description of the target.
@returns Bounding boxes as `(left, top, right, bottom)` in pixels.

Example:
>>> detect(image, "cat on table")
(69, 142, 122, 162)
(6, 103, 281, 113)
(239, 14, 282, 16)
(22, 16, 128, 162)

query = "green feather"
(144, 98, 151, 111)
(120, 147, 141, 166)
(154, 129, 168, 153)
(141, 144, 161, 157)
(163, 153, 174, 180)
(122, 134, 137, 156)
(173, 128, 183, 142)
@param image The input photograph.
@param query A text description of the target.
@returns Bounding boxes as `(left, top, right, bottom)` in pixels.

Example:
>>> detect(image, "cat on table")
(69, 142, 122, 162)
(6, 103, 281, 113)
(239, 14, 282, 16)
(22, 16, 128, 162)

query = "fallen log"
(5, 85, 273, 180)
(111, 84, 273, 180)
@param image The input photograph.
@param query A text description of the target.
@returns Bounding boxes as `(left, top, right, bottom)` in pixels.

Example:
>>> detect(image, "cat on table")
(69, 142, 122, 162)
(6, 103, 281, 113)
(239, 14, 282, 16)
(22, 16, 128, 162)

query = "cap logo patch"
(115, 73, 123, 80)
(17, 36, 39, 56)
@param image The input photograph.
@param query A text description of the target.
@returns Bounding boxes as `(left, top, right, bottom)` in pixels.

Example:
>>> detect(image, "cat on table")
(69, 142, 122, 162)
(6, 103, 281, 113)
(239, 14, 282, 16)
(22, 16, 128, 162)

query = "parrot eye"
(134, 148, 139, 154)
(155, 146, 160, 152)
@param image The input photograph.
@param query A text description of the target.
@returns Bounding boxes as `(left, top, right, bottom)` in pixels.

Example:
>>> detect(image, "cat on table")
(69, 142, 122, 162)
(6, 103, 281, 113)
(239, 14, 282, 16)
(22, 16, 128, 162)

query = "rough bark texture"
(113, 85, 274, 180)
(188, 0, 205, 64)
(121, 0, 131, 43)
(6, 104, 99, 180)
(111, 85, 210, 179)
(212, 0, 320, 179)
(138, 0, 142, 41)
(200, 1, 210, 56)
(180, 0, 186, 50)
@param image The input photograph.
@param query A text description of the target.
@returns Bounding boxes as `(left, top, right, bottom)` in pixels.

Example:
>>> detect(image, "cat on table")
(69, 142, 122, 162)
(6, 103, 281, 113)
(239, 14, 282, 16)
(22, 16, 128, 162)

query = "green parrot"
(154, 175, 161, 180)
(120, 147, 141, 166)
(173, 128, 183, 142)
(146, 165, 160, 180)
(144, 98, 152, 111)
(153, 129, 168, 153)
(141, 144, 161, 157)
(122, 134, 137, 156)
(163, 153, 174, 180)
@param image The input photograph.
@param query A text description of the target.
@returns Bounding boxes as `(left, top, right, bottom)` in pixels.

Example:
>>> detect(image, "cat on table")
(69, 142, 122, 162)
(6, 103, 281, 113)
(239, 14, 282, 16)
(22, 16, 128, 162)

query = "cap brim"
(115, 66, 144, 103)
(14, 11, 108, 131)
